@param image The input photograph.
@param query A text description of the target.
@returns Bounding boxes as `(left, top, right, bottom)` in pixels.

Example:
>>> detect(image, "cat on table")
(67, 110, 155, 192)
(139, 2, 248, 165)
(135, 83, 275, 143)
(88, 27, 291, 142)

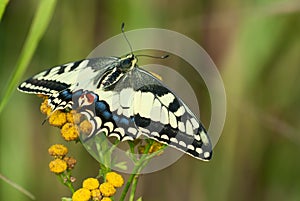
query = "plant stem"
(129, 174, 139, 201)
(57, 173, 75, 193)
(119, 161, 141, 201)
(119, 159, 146, 199)
(120, 143, 151, 201)
(120, 140, 166, 201)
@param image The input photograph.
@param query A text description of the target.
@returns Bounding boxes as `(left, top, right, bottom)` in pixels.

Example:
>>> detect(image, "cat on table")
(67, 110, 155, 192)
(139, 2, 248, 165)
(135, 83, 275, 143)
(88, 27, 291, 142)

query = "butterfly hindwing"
(71, 89, 137, 142)
(128, 67, 212, 160)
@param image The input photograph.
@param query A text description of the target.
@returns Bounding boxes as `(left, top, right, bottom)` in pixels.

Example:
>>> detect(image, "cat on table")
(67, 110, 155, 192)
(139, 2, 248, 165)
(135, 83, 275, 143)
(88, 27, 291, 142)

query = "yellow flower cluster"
(40, 97, 93, 141)
(49, 110, 67, 127)
(49, 159, 67, 174)
(138, 141, 165, 155)
(48, 144, 68, 158)
(105, 172, 124, 187)
(61, 123, 79, 141)
(149, 141, 165, 154)
(83, 178, 99, 190)
(72, 188, 91, 201)
(40, 98, 51, 115)
(48, 144, 76, 174)
(72, 172, 124, 201)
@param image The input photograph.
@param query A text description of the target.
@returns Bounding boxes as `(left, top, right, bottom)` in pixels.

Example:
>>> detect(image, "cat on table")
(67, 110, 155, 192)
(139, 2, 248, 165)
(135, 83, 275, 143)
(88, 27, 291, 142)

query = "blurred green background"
(1, 0, 300, 200)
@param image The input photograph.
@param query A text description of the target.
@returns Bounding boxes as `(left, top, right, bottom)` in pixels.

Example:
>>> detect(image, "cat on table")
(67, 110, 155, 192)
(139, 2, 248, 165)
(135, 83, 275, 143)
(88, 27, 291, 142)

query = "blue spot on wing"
(60, 89, 73, 100)
(102, 111, 112, 120)
(95, 101, 107, 112)
(119, 117, 130, 125)
(72, 90, 139, 141)
(112, 115, 119, 122)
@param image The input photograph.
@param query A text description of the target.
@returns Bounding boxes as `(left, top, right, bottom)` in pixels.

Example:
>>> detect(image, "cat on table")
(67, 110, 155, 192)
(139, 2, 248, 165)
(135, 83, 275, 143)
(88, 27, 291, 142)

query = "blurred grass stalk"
(0, 0, 9, 21)
(0, 174, 35, 200)
(0, 0, 57, 114)
(0, 0, 57, 199)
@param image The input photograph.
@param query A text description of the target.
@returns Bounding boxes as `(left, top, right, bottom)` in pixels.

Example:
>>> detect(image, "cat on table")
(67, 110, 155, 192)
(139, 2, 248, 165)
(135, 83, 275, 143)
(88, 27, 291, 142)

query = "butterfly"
(17, 25, 212, 161)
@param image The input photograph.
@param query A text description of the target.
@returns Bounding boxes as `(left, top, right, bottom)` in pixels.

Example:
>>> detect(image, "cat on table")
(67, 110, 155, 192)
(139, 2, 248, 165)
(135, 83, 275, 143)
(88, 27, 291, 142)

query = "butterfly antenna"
(136, 54, 169, 59)
(121, 23, 169, 60)
(121, 22, 133, 54)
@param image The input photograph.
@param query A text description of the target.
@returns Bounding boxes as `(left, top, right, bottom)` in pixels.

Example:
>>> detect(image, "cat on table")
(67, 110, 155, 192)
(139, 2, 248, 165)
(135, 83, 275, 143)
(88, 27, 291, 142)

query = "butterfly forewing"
(18, 57, 119, 109)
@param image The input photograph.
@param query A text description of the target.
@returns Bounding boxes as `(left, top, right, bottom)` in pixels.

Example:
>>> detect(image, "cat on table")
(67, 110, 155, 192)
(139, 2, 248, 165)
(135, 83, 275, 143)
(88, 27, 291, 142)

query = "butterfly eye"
(120, 58, 132, 69)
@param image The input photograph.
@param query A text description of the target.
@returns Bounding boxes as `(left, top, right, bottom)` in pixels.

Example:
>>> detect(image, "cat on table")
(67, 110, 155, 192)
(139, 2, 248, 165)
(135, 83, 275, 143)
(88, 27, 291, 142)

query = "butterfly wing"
(18, 56, 212, 161)
(129, 67, 212, 161)
(18, 57, 119, 110)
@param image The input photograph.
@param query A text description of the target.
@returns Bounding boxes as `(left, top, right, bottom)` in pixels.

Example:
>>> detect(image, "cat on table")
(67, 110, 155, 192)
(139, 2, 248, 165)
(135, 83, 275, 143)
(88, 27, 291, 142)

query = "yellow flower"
(67, 110, 82, 124)
(82, 178, 99, 190)
(48, 144, 68, 157)
(91, 189, 101, 200)
(99, 182, 116, 197)
(40, 98, 51, 115)
(48, 110, 67, 127)
(61, 123, 79, 141)
(37, 94, 49, 99)
(101, 197, 112, 201)
(149, 141, 164, 155)
(106, 172, 124, 188)
(64, 156, 77, 170)
(79, 120, 93, 135)
(72, 188, 91, 201)
(49, 159, 67, 174)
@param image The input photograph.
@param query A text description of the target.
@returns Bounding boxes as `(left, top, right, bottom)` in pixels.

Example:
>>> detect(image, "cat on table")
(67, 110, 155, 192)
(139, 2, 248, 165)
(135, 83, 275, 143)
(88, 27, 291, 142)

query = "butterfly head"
(119, 54, 137, 72)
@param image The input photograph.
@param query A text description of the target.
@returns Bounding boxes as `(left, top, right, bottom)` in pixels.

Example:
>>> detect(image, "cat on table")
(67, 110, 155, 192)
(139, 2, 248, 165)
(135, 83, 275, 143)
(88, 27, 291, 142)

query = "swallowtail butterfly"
(17, 25, 213, 161)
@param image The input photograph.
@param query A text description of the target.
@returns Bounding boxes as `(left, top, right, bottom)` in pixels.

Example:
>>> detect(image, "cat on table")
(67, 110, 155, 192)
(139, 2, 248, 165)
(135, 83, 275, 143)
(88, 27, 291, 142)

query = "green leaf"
(114, 161, 128, 170)
(0, 0, 57, 114)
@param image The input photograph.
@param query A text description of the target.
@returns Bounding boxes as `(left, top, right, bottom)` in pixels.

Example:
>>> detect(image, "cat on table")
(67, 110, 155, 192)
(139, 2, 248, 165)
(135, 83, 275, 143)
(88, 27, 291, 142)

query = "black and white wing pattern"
(18, 57, 119, 110)
(18, 54, 212, 161)
(132, 67, 212, 160)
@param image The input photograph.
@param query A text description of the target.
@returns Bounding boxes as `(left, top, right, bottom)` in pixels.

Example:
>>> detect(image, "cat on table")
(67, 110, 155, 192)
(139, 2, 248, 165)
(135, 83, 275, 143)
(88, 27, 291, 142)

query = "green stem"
(119, 155, 147, 201)
(65, 180, 75, 193)
(119, 143, 152, 201)
(120, 172, 137, 201)
(98, 137, 120, 179)
(57, 173, 75, 193)
(120, 141, 167, 201)
(129, 174, 139, 201)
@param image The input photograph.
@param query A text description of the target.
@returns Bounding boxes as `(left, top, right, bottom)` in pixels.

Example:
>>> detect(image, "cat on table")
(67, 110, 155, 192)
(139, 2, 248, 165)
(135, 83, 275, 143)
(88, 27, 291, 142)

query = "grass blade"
(0, 0, 57, 114)
(0, 0, 9, 21)
(0, 173, 36, 200)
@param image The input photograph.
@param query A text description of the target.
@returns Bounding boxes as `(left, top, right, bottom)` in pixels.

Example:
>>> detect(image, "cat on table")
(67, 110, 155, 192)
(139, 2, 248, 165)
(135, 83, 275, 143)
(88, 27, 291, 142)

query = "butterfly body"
(18, 53, 213, 161)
